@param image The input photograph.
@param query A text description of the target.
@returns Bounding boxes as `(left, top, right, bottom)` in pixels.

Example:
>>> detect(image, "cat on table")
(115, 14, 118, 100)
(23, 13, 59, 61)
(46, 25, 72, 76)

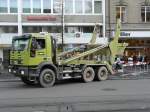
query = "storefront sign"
(27, 16, 56, 21)
(113, 31, 150, 38)
(120, 32, 131, 37)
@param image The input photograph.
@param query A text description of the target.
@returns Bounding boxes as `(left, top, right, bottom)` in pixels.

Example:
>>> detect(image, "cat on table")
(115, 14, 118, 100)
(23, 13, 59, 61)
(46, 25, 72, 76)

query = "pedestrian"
(144, 56, 148, 64)
(133, 55, 137, 65)
(115, 57, 122, 70)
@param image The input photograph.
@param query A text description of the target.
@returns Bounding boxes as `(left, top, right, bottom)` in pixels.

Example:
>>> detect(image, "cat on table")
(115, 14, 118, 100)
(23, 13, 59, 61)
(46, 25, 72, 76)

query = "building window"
(23, 26, 42, 33)
(141, 6, 150, 22)
(94, 0, 102, 14)
(53, 0, 61, 13)
(83, 26, 94, 33)
(43, 0, 51, 13)
(84, 0, 92, 13)
(0, 0, 8, 13)
(65, 0, 73, 14)
(0, 26, 18, 33)
(116, 6, 126, 22)
(65, 27, 83, 33)
(23, 0, 31, 13)
(10, 0, 18, 13)
(33, 0, 41, 13)
(50, 26, 61, 33)
(75, 0, 83, 13)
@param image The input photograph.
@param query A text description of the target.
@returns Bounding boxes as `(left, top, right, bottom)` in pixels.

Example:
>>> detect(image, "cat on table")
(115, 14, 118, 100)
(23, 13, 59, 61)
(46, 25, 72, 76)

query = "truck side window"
(30, 38, 46, 57)
(35, 39, 45, 50)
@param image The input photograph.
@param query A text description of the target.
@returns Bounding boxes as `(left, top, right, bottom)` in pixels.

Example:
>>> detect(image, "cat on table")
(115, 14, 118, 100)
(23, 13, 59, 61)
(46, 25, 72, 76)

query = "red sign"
(27, 16, 56, 21)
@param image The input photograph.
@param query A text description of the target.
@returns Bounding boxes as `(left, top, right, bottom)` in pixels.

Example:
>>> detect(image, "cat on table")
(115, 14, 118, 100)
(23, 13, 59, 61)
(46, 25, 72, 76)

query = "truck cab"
(9, 33, 58, 87)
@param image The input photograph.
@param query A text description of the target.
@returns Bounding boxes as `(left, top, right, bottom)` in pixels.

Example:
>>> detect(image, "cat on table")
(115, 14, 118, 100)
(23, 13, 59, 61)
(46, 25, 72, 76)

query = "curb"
(0, 79, 20, 82)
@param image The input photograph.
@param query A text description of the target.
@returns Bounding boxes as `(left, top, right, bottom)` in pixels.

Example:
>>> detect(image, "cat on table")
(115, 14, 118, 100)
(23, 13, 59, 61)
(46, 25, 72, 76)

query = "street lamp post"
(54, 0, 65, 51)
(108, 0, 111, 39)
(61, 0, 64, 52)
(18, 0, 22, 35)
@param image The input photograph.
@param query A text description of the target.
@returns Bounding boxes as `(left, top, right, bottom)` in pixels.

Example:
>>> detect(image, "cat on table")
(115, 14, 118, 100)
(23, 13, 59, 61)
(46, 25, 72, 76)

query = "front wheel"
(39, 69, 56, 88)
(82, 67, 95, 83)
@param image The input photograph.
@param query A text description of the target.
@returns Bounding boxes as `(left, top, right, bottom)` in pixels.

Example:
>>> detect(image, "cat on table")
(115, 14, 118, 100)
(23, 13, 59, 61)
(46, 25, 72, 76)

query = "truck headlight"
(21, 71, 24, 75)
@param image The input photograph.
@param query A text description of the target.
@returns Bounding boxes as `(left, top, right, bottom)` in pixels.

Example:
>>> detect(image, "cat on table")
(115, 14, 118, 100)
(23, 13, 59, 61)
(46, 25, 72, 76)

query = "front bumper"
(8, 66, 39, 77)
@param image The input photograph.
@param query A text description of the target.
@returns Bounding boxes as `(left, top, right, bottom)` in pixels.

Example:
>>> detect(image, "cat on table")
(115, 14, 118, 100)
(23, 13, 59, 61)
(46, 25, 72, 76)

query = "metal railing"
(123, 63, 150, 74)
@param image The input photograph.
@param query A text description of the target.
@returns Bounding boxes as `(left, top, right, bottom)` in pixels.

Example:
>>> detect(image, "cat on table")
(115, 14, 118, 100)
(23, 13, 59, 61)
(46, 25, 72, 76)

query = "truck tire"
(21, 77, 35, 85)
(82, 67, 95, 83)
(97, 66, 108, 81)
(39, 69, 56, 88)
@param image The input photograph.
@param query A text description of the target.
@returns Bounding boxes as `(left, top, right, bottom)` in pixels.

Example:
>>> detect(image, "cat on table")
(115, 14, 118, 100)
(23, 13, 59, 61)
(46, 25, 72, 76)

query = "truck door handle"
(37, 52, 44, 55)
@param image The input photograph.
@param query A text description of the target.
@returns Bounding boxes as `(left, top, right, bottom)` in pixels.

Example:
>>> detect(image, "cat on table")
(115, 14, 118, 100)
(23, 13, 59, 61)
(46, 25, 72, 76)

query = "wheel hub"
(100, 71, 106, 77)
(86, 71, 92, 78)
(43, 73, 53, 83)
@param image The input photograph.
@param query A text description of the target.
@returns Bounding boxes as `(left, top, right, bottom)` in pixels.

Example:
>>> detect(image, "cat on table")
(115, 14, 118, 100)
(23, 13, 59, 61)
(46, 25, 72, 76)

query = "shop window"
(147, 40, 150, 44)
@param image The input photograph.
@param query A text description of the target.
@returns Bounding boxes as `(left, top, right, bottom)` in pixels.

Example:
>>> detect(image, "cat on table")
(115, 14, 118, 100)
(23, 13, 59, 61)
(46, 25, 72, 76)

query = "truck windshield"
(12, 38, 29, 51)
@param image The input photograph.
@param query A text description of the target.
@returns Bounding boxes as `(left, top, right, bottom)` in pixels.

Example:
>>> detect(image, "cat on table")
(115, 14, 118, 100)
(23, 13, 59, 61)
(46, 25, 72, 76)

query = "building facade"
(0, 0, 106, 66)
(106, 0, 150, 61)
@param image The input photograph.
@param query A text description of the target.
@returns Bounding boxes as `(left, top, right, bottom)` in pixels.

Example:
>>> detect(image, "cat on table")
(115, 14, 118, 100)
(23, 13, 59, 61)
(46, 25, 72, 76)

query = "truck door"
(51, 37, 56, 64)
(30, 38, 47, 65)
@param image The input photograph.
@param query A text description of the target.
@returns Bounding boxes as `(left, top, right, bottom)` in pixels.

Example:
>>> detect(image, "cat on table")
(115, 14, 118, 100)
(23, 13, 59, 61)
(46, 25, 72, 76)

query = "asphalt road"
(0, 79, 150, 112)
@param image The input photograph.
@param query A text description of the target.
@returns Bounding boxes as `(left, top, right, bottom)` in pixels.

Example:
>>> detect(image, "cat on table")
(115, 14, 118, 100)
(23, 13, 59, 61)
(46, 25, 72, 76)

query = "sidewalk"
(109, 65, 150, 80)
(108, 71, 150, 80)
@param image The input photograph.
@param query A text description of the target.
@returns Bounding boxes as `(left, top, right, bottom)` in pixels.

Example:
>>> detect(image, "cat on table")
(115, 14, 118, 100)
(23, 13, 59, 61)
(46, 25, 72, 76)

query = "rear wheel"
(82, 67, 95, 83)
(21, 77, 35, 85)
(96, 67, 108, 81)
(39, 69, 56, 88)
